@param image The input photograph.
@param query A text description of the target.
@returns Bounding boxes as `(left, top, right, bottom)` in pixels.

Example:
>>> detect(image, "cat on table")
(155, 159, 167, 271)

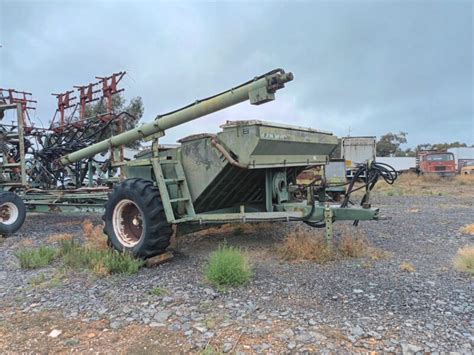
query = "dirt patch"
(0, 310, 191, 353)
(0, 310, 366, 353)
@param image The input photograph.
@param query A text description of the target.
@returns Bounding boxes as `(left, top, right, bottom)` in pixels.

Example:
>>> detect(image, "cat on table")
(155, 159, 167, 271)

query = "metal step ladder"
(153, 159, 195, 223)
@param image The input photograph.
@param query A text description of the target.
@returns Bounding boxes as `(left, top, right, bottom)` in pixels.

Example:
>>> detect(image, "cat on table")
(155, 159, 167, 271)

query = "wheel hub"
(112, 199, 144, 247)
(0, 202, 19, 225)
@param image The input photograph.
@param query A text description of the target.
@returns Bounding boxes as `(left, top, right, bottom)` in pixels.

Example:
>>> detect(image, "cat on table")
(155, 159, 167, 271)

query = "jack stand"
(324, 203, 333, 250)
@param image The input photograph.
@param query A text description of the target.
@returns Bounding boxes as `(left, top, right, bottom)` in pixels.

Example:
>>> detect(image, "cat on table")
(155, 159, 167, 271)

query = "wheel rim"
(0, 202, 19, 225)
(112, 199, 144, 247)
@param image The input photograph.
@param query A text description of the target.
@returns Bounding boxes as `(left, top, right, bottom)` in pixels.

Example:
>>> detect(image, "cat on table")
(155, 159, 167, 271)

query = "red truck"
(416, 150, 456, 176)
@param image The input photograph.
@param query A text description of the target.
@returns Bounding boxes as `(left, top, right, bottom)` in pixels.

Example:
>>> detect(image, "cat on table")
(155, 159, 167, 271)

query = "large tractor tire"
(103, 178, 172, 258)
(0, 191, 26, 235)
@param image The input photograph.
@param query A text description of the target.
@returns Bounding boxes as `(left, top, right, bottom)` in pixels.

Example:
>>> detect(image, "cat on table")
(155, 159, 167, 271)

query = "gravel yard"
(1, 186, 473, 353)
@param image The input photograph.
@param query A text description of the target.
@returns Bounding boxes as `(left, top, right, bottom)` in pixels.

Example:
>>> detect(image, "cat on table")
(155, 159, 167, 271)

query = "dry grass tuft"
(18, 238, 34, 247)
(453, 245, 474, 275)
(400, 262, 415, 273)
(460, 224, 474, 236)
(278, 226, 387, 264)
(338, 230, 370, 258)
(456, 174, 474, 185)
(82, 220, 108, 250)
(368, 247, 391, 261)
(278, 230, 333, 263)
(419, 174, 442, 183)
(91, 261, 109, 277)
(48, 233, 74, 243)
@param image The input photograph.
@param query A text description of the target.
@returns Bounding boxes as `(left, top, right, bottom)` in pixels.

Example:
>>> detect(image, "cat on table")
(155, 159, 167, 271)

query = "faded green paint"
(0, 71, 381, 231)
(25, 203, 104, 214)
(218, 120, 338, 167)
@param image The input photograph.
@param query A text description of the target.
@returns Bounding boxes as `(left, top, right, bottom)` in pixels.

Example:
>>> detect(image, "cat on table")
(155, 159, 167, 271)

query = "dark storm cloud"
(0, 0, 472, 146)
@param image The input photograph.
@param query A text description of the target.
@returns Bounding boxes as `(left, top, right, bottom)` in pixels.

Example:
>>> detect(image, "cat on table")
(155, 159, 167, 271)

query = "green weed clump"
(453, 246, 474, 275)
(15, 246, 57, 269)
(205, 245, 252, 288)
(16, 222, 143, 276)
(58, 238, 143, 276)
(386, 187, 403, 196)
(147, 287, 167, 296)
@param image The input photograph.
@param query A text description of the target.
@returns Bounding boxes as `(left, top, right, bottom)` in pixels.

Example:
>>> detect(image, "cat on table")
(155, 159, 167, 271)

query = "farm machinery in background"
(0, 69, 397, 259)
(416, 150, 456, 176)
(0, 72, 132, 190)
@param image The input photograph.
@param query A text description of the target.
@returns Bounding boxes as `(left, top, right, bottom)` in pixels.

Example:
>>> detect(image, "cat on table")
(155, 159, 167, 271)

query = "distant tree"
(376, 132, 408, 157)
(83, 94, 144, 148)
(415, 142, 468, 152)
(432, 142, 467, 151)
(403, 148, 416, 157)
(415, 143, 433, 152)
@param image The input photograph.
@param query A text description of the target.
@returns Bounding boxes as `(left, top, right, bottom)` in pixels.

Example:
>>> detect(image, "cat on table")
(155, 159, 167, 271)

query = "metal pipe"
(59, 69, 293, 165)
(210, 137, 248, 169)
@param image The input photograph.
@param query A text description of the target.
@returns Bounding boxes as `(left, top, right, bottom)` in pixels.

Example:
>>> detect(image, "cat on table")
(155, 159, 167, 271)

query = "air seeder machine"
(0, 69, 395, 258)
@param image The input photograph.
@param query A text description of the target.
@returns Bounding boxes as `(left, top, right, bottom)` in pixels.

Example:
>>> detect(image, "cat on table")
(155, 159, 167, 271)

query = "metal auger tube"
(59, 69, 293, 166)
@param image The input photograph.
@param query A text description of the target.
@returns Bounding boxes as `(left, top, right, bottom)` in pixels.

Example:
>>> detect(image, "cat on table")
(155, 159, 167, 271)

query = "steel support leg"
(324, 203, 333, 250)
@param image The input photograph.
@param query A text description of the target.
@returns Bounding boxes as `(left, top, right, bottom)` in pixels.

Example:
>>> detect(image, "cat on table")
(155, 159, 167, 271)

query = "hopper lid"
(220, 120, 333, 135)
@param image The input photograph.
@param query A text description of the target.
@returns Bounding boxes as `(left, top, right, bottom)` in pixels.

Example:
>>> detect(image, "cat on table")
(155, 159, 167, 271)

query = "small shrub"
(205, 245, 252, 287)
(400, 262, 415, 273)
(58, 238, 90, 269)
(101, 250, 143, 275)
(148, 287, 167, 296)
(453, 246, 474, 275)
(16, 246, 57, 269)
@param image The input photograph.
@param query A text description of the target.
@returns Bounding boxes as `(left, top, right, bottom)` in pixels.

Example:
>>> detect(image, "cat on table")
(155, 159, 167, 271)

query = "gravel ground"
(1, 192, 473, 353)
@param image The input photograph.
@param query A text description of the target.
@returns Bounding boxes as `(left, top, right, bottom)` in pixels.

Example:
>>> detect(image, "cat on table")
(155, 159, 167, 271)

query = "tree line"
(376, 132, 472, 157)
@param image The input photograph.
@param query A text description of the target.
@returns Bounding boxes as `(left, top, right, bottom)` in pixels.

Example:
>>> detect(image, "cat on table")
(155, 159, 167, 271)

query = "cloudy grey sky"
(1, 0, 472, 147)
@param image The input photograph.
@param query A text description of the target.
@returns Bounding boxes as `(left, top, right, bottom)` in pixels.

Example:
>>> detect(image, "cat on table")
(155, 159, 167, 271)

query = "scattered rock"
(401, 343, 424, 354)
(48, 329, 62, 338)
(2, 197, 472, 352)
(153, 311, 171, 322)
(222, 343, 233, 353)
(109, 321, 122, 330)
(64, 339, 79, 346)
(193, 325, 207, 333)
(149, 322, 166, 327)
(351, 326, 364, 337)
